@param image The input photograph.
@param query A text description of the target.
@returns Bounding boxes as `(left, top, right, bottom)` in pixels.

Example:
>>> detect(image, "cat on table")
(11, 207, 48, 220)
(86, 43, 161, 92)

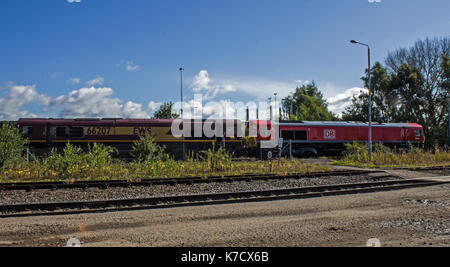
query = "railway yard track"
(0, 170, 382, 191)
(0, 170, 449, 218)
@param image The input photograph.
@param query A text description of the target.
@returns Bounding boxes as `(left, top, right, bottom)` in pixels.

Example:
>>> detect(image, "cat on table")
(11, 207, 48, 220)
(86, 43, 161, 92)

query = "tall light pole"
(268, 97, 272, 120)
(351, 40, 373, 160)
(274, 93, 278, 120)
(448, 95, 450, 149)
(179, 67, 184, 118)
(179, 67, 185, 160)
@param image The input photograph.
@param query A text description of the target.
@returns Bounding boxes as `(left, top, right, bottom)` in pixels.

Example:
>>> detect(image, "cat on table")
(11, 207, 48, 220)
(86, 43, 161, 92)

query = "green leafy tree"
(131, 135, 167, 162)
(0, 122, 29, 168)
(343, 37, 450, 147)
(153, 102, 180, 119)
(282, 82, 335, 121)
(342, 62, 394, 122)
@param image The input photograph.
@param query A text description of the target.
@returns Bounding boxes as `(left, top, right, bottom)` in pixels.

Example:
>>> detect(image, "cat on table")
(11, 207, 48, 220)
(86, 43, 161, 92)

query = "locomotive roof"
(278, 121, 422, 128)
(17, 118, 243, 124)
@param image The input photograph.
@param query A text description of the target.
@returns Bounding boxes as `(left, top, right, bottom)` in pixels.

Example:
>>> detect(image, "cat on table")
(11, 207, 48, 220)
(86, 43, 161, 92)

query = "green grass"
(332, 142, 450, 168)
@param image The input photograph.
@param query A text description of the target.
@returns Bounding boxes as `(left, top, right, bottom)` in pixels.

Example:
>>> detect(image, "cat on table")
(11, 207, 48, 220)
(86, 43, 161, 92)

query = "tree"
(281, 82, 335, 121)
(441, 54, 450, 146)
(342, 62, 393, 122)
(153, 102, 180, 119)
(343, 37, 450, 147)
(0, 122, 29, 167)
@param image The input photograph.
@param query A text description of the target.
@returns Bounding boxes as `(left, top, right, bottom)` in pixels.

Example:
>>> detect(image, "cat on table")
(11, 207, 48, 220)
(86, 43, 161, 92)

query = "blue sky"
(0, 0, 449, 119)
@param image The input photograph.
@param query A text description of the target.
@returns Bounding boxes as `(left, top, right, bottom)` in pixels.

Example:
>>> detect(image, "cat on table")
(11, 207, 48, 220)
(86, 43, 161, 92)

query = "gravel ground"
(0, 174, 400, 205)
(0, 184, 448, 247)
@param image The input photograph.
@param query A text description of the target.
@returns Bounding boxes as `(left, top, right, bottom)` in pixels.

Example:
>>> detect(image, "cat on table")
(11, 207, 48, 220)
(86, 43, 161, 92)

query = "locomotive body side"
(253, 121, 425, 157)
(18, 118, 245, 158)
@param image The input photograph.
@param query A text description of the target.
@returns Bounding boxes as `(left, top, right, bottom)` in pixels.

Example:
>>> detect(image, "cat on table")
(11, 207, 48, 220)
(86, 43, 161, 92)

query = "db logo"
(324, 129, 336, 140)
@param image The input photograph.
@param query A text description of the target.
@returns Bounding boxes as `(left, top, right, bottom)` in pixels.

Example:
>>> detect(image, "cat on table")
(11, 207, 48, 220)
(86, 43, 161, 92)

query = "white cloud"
(67, 0, 82, 3)
(125, 61, 141, 72)
(188, 70, 368, 119)
(85, 76, 104, 87)
(295, 80, 310, 86)
(191, 70, 236, 100)
(368, 0, 381, 3)
(52, 87, 149, 118)
(49, 72, 63, 79)
(147, 101, 163, 113)
(327, 87, 367, 116)
(0, 82, 164, 120)
(68, 78, 81, 84)
(0, 84, 51, 120)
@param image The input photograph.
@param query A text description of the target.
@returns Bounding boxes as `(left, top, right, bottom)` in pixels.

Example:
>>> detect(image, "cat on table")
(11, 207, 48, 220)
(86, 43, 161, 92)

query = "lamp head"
(350, 40, 358, 44)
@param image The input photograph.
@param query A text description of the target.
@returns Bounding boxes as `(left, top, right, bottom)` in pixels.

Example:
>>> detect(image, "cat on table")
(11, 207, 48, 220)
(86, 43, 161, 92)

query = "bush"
(335, 141, 450, 168)
(0, 122, 29, 168)
(342, 142, 369, 163)
(131, 135, 167, 162)
(373, 143, 392, 154)
(42, 143, 117, 180)
(199, 147, 233, 172)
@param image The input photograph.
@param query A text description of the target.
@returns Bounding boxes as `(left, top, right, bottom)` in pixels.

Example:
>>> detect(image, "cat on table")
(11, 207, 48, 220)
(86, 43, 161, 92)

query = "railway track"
(401, 166, 450, 171)
(0, 170, 383, 191)
(1, 176, 449, 218)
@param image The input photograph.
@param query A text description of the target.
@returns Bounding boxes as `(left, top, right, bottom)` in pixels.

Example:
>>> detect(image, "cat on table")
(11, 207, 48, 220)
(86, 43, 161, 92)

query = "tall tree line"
(343, 37, 450, 148)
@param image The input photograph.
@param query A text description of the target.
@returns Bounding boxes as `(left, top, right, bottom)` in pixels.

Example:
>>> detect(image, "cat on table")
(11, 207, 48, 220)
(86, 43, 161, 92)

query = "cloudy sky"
(0, 0, 449, 120)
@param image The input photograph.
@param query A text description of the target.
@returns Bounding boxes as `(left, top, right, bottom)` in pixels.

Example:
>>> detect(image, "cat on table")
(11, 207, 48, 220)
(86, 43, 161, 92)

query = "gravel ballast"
(0, 174, 401, 205)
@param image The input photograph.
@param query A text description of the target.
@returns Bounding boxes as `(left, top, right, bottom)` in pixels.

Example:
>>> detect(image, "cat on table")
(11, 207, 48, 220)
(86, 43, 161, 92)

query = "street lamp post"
(351, 40, 373, 161)
(179, 67, 184, 118)
(274, 93, 278, 120)
(268, 97, 272, 120)
(179, 67, 185, 160)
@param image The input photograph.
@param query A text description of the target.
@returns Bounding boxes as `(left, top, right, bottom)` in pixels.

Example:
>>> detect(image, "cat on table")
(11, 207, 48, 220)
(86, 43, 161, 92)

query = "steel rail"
(0, 170, 383, 191)
(1, 177, 448, 218)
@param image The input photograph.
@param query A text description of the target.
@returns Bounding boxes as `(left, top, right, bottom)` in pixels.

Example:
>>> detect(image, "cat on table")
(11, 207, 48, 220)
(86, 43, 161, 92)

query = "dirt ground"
(0, 181, 448, 247)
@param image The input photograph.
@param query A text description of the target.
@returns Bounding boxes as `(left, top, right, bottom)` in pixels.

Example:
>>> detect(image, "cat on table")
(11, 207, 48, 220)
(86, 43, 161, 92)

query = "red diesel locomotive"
(16, 118, 425, 158)
(249, 120, 425, 157)
(17, 118, 245, 158)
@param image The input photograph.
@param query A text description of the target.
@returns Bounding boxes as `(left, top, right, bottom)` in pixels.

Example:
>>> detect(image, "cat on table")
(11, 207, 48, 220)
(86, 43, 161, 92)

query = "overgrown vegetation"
(198, 147, 233, 172)
(130, 135, 168, 162)
(333, 142, 450, 168)
(0, 131, 331, 182)
(0, 122, 29, 168)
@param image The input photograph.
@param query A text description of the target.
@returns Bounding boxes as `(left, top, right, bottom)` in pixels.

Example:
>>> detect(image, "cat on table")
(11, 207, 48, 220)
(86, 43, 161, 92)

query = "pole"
(368, 47, 372, 161)
(274, 93, 277, 120)
(350, 40, 373, 161)
(448, 96, 450, 148)
(289, 140, 292, 160)
(180, 67, 185, 160)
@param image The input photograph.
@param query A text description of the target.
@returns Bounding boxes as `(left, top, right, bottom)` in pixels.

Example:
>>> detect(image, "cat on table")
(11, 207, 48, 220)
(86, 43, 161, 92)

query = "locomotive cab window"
(282, 131, 294, 140)
(414, 130, 422, 137)
(69, 127, 84, 138)
(22, 126, 33, 135)
(281, 131, 307, 141)
(55, 127, 68, 138)
(295, 131, 307, 141)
